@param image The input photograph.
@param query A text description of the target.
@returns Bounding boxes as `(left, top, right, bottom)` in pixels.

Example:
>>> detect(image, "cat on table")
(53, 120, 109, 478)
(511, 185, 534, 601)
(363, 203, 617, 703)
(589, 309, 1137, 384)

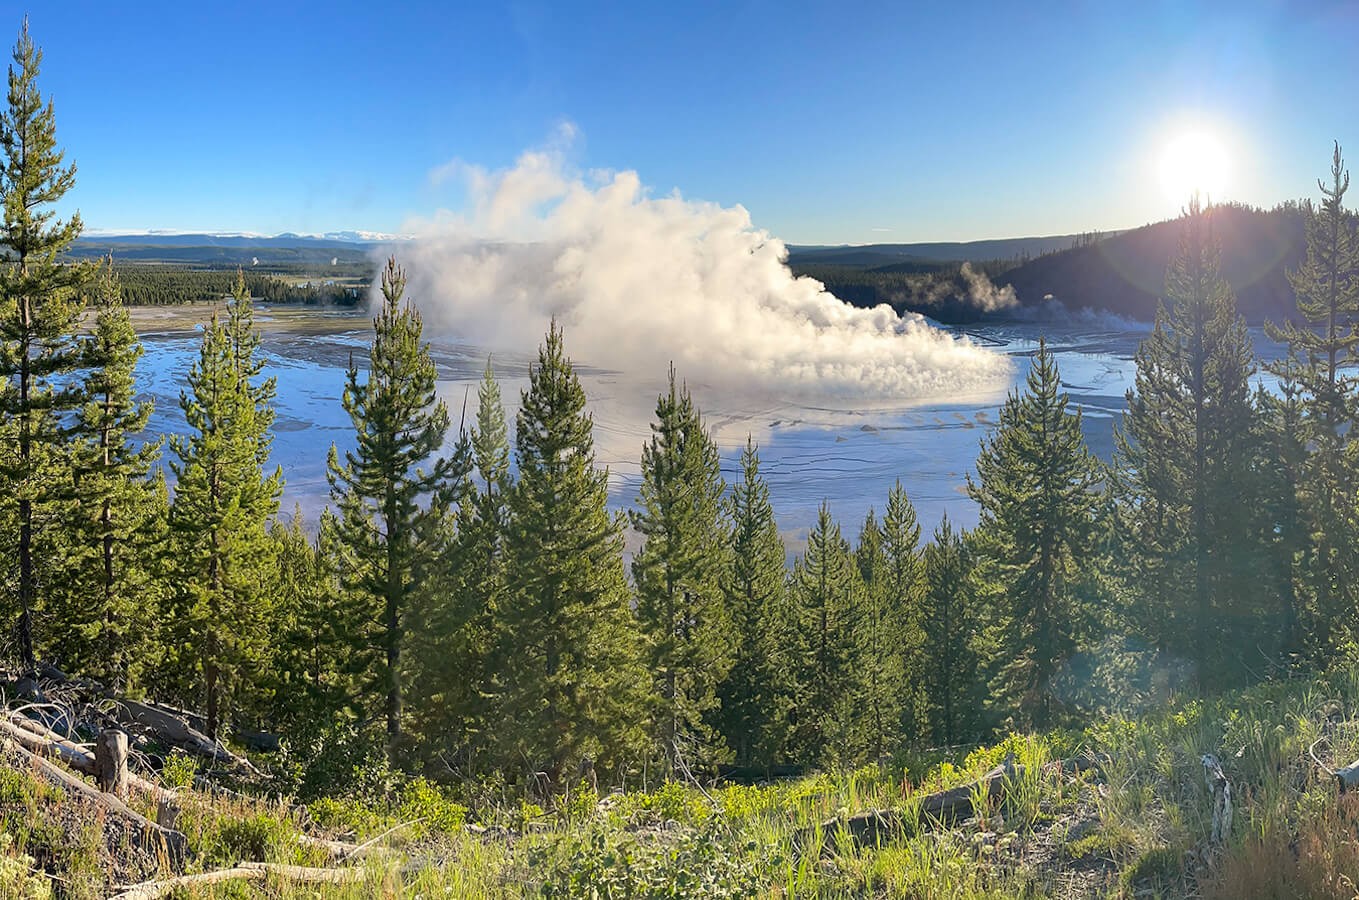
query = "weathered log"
(798, 757, 1026, 854)
(109, 861, 369, 900)
(1202, 753, 1233, 842)
(114, 699, 242, 765)
(2, 736, 187, 870)
(96, 728, 129, 797)
(3, 709, 175, 804)
(1335, 759, 1359, 793)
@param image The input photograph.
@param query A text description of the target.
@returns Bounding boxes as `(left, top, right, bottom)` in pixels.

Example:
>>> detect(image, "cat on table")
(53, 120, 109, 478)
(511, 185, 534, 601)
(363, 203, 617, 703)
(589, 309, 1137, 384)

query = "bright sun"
(1160, 131, 1230, 207)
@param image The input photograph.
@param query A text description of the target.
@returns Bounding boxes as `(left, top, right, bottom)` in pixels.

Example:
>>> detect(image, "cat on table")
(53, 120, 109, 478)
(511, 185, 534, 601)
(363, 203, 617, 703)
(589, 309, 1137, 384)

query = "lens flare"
(1160, 131, 1230, 207)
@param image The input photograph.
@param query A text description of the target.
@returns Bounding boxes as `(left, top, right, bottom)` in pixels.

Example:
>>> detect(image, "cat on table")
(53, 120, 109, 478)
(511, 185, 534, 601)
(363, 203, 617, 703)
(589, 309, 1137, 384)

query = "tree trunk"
(95, 728, 129, 797)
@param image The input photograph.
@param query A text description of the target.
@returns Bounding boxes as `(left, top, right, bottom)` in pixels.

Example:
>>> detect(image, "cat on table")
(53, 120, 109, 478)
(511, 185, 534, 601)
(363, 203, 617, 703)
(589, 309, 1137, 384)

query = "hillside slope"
(997, 203, 1308, 323)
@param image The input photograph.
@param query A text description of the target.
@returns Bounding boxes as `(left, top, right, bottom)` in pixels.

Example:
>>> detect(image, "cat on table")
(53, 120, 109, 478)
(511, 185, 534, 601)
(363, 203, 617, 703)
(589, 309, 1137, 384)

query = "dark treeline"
(7, 24, 1359, 797)
(105, 265, 366, 307)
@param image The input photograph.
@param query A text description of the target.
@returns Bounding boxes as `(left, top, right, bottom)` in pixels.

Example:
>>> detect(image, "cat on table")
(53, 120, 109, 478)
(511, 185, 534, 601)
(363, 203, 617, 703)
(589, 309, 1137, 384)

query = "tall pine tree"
(881, 481, 926, 745)
(168, 293, 282, 739)
(325, 257, 459, 754)
(854, 509, 907, 760)
(920, 516, 979, 746)
(714, 438, 793, 771)
(0, 21, 94, 672)
(790, 503, 863, 767)
(53, 260, 162, 689)
(498, 322, 645, 786)
(967, 338, 1101, 729)
(630, 366, 733, 771)
(1264, 144, 1359, 660)
(1115, 196, 1263, 690)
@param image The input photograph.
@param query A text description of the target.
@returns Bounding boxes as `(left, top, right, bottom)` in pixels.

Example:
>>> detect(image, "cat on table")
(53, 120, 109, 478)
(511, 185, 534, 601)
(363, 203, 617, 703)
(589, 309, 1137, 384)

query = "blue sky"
(10, 0, 1357, 243)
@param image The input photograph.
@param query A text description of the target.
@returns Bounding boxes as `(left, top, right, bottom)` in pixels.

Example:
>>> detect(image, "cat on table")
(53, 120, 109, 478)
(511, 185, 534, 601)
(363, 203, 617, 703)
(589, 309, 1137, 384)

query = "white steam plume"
(959, 262, 1017, 312)
(393, 130, 1009, 400)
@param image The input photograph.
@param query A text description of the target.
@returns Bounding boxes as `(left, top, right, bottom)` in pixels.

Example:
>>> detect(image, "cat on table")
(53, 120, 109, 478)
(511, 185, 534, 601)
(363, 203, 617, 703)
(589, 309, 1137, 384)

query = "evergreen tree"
(168, 299, 282, 739)
(854, 509, 907, 760)
(1115, 196, 1263, 690)
(0, 21, 94, 671)
(1264, 145, 1359, 660)
(920, 516, 979, 746)
(967, 339, 1102, 729)
(715, 439, 793, 771)
(410, 359, 507, 770)
(269, 510, 346, 730)
(881, 480, 926, 745)
(325, 257, 458, 753)
(630, 366, 732, 770)
(51, 260, 162, 689)
(498, 322, 645, 785)
(790, 503, 863, 767)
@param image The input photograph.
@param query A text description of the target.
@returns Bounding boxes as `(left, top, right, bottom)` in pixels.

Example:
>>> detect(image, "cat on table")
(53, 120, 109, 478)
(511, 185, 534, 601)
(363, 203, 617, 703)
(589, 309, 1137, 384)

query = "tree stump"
(96, 728, 129, 797)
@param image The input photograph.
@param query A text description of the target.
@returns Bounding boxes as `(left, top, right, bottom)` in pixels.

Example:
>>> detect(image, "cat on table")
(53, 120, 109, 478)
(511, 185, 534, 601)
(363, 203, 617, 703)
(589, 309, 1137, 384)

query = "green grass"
(11, 668, 1359, 896)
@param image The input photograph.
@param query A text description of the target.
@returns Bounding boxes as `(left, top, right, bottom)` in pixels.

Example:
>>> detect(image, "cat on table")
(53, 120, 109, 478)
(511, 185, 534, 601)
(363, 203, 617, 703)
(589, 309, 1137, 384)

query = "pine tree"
(498, 322, 645, 785)
(920, 516, 979, 746)
(325, 257, 458, 754)
(1264, 145, 1359, 660)
(269, 510, 347, 730)
(0, 21, 94, 672)
(52, 260, 162, 689)
(168, 299, 282, 740)
(790, 503, 863, 767)
(881, 480, 926, 745)
(410, 359, 507, 770)
(630, 366, 733, 770)
(854, 509, 906, 760)
(715, 439, 793, 771)
(967, 338, 1101, 729)
(1115, 196, 1262, 690)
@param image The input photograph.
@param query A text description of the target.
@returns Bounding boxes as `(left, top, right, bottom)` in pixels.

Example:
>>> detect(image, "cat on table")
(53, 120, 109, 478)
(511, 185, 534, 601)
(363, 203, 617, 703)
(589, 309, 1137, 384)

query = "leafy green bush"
(160, 751, 196, 790)
(0, 833, 51, 899)
(397, 777, 467, 836)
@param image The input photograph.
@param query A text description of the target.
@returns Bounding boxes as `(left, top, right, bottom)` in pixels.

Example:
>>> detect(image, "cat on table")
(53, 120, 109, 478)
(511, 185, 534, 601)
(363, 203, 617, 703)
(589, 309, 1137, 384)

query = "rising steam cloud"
(393, 128, 1010, 400)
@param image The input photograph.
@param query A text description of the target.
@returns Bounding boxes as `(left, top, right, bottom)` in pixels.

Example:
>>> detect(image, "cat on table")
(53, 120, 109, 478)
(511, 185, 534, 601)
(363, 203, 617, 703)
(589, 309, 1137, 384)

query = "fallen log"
(2, 710, 176, 804)
(109, 861, 369, 900)
(798, 756, 1027, 854)
(2, 736, 187, 870)
(114, 699, 243, 766)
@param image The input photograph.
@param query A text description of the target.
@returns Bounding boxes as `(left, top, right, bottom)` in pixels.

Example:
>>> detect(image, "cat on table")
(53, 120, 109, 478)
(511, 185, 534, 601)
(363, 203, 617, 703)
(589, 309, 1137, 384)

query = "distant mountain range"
(786, 234, 1099, 266)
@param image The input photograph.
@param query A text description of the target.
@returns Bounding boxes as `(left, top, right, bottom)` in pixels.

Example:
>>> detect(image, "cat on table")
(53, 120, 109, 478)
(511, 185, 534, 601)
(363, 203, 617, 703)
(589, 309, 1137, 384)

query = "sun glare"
(1160, 131, 1230, 207)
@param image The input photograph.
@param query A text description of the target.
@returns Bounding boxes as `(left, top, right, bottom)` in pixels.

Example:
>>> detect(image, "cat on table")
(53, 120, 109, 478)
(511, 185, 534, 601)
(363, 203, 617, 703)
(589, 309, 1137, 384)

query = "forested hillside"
(6, 20, 1359, 899)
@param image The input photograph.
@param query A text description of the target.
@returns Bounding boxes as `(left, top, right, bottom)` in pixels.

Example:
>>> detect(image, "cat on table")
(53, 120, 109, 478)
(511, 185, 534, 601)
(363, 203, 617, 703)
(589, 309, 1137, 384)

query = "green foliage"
(1264, 144, 1359, 664)
(533, 822, 759, 900)
(497, 321, 646, 784)
(324, 257, 461, 751)
(713, 438, 793, 771)
(165, 276, 283, 739)
(920, 516, 981, 746)
(1115, 197, 1269, 691)
(968, 338, 1103, 729)
(0, 21, 96, 672)
(631, 366, 732, 769)
(790, 502, 865, 767)
(0, 833, 51, 900)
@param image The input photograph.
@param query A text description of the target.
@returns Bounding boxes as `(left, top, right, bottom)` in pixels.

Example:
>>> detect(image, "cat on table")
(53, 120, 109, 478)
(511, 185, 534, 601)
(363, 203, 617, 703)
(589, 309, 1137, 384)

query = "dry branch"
(109, 862, 369, 900)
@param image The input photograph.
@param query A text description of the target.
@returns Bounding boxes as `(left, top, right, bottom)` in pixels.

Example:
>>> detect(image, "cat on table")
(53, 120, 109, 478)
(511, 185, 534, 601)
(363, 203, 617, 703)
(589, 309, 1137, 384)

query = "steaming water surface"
(131, 306, 1281, 550)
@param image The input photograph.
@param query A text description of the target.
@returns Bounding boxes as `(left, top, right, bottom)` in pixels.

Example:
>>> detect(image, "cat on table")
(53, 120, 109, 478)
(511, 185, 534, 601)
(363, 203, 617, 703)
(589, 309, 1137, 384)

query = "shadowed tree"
(968, 338, 1102, 729)
(1264, 144, 1359, 660)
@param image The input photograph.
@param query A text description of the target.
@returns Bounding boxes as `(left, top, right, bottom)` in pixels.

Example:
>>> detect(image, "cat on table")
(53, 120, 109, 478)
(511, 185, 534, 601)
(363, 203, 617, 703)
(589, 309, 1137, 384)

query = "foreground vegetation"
(8, 668, 1359, 897)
